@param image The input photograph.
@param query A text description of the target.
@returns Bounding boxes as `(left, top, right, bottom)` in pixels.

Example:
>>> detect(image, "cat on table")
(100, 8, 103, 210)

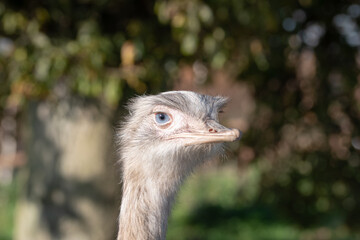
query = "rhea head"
(119, 91, 241, 187)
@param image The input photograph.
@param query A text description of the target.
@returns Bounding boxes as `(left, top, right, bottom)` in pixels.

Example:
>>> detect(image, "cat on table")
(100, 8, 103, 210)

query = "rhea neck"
(118, 178, 175, 240)
(117, 148, 195, 240)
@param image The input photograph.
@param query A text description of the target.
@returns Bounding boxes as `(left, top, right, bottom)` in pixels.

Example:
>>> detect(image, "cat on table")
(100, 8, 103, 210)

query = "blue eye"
(155, 112, 171, 125)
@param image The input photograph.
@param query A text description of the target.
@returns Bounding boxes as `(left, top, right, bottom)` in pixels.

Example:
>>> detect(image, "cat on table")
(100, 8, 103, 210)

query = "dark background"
(1, 0, 360, 239)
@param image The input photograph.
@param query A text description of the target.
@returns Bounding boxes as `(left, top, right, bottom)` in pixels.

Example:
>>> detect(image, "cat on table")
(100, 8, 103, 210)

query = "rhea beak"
(170, 122, 242, 146)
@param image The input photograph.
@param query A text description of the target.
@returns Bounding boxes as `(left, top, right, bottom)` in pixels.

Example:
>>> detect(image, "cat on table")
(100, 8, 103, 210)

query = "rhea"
(117, 91, 241, 240)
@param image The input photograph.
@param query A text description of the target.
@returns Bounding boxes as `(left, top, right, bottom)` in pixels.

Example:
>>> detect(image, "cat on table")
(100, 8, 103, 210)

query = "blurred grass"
(0, 163, 359, 240)
(167, 162, 360, 240)
(0, 180, 17, 240)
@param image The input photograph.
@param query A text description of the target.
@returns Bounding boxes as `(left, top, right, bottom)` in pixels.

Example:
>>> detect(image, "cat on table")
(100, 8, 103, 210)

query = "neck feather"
(117, 144, 215, 240)
(117, 172, 180, 240)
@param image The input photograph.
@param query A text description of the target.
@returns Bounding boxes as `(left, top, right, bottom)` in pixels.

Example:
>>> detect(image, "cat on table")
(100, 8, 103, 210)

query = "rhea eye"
(155, 112, 171, 125)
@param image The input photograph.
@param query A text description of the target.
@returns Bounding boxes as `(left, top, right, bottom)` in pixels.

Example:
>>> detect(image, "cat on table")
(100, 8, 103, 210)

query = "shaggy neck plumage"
(118, 179, 176, 240)
(117, 144, 219, 240)
(117, 152, 187, 240)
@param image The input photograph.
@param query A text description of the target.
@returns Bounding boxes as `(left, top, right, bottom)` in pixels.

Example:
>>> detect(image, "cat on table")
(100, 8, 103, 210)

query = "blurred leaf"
(181, 33, 198, 56)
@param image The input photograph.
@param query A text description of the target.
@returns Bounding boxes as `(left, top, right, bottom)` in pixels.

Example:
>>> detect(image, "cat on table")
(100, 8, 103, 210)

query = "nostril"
(209, 128, 217, 133)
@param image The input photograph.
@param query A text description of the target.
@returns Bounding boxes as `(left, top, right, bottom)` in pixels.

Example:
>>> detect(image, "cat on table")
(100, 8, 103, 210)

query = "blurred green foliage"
(169, 164, 360, 240)
(1, 0, 360, 239)
(0, 180, 17, 240)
